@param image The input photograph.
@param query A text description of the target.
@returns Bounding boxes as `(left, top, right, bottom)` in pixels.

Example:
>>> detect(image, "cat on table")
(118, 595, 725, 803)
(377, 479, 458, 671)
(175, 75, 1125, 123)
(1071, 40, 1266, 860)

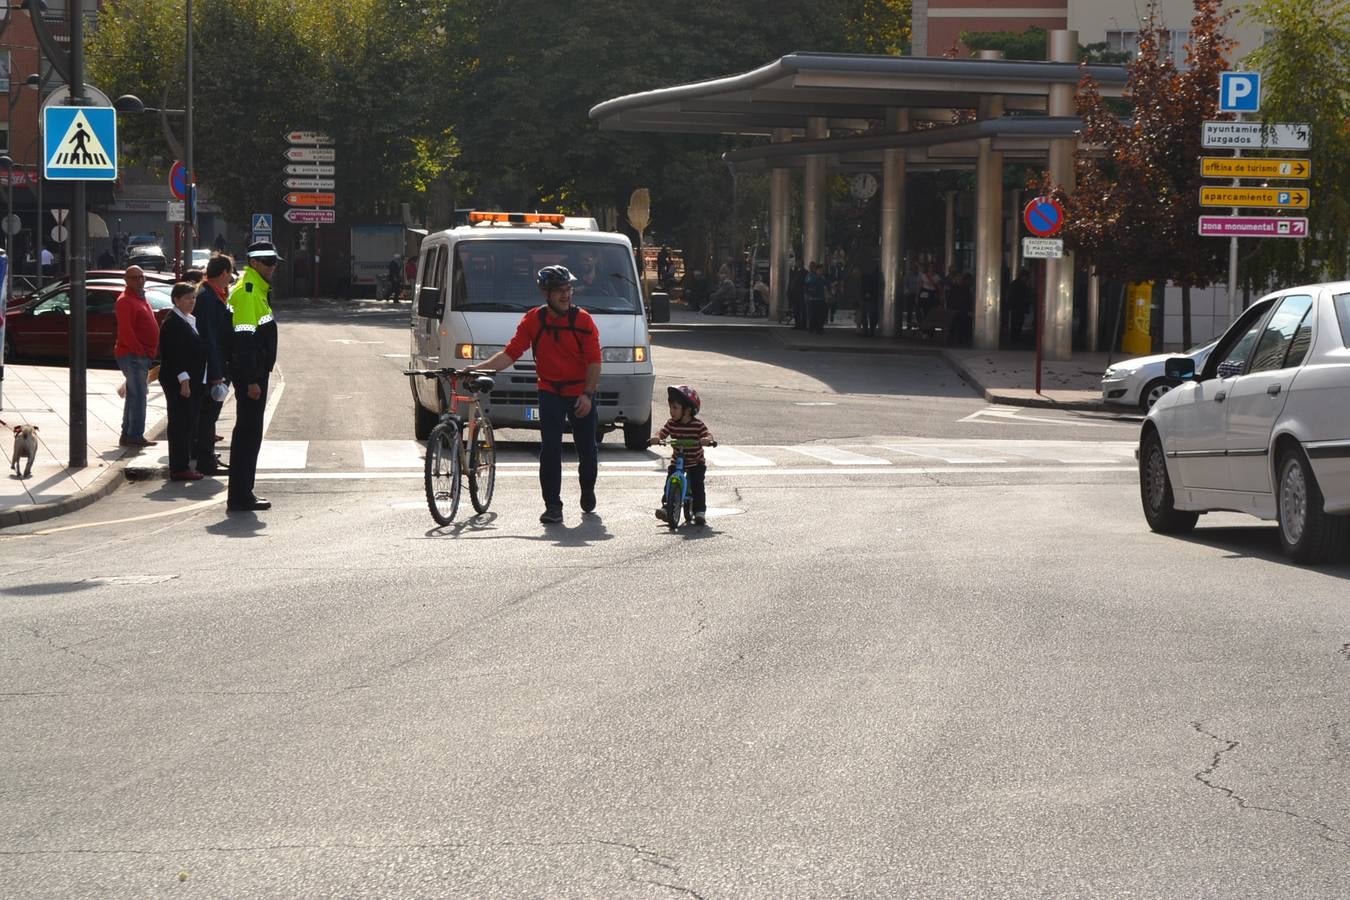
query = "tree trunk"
(1181, 283, 1192, 349)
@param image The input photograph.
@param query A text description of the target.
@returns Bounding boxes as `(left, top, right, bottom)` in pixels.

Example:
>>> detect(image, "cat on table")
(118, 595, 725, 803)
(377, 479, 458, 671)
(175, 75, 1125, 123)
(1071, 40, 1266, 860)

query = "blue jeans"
(537, 389, 597, 511)
(117, 354, 152, 440)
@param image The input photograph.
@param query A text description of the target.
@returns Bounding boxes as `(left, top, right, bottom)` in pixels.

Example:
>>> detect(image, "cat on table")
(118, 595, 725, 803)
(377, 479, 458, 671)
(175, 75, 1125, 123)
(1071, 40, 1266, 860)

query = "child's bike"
(404, 367, 497, 525)
(654, 437, 717, 529)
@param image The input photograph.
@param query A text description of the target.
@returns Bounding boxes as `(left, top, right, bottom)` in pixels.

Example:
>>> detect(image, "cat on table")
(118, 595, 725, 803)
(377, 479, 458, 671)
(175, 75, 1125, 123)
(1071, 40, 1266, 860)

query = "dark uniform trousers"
(228, 374, 268, 505)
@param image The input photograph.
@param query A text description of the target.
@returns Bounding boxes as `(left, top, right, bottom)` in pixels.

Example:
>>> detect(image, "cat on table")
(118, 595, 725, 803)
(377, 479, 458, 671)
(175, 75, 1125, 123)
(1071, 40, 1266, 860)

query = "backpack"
(529, 305, 592, 360)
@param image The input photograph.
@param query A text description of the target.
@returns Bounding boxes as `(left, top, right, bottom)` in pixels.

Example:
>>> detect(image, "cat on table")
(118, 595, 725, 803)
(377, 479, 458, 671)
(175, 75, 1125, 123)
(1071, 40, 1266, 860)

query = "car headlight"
(603, 346, 647, 363)
(454, 343, 505, 360)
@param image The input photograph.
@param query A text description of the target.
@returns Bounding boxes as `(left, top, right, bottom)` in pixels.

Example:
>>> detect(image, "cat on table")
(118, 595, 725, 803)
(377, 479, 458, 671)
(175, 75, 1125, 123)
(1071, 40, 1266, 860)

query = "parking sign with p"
(1219, 72, 1261, 113)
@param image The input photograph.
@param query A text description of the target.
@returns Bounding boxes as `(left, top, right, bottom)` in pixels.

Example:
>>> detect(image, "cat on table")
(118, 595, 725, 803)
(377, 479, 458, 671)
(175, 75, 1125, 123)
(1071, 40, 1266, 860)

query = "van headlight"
(455, 343, 505, 360)
(603, 346, 647, 362)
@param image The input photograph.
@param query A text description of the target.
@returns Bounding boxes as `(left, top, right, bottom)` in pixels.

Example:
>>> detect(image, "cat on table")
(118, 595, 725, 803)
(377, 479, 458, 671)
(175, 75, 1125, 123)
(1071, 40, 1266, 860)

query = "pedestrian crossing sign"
(252, 214, 273, 232)
(43, 106, 118, 181)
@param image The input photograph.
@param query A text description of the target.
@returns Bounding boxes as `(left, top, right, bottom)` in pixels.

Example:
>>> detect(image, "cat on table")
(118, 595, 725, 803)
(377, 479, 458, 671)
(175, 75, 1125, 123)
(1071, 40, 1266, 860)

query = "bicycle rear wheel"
(424, 422, 461, 525)
(468, 417, 496, 514)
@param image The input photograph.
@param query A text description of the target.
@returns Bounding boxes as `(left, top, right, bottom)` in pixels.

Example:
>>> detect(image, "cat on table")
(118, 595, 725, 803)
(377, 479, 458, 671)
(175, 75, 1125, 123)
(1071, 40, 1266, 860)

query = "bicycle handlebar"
(403, 367, 492, 379)
(652, 438, 718, 448)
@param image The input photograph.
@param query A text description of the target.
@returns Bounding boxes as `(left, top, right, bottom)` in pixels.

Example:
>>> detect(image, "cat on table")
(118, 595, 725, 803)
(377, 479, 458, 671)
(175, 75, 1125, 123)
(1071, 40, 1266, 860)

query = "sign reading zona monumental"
(1198, 216, 1307, 239)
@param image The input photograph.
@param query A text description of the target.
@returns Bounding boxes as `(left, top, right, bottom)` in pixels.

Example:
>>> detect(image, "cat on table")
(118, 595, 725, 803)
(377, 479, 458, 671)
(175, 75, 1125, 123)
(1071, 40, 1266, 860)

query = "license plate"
(525, 407, 540, 421)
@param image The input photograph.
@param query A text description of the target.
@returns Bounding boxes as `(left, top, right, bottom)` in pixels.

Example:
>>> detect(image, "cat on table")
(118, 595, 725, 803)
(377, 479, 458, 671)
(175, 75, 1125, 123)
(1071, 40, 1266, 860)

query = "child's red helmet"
(667, 384, 701, 415)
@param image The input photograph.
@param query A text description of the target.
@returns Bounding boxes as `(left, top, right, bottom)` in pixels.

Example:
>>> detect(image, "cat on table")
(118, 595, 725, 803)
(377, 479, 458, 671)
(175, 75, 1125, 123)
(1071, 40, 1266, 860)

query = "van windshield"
(451, 240, 640, 315)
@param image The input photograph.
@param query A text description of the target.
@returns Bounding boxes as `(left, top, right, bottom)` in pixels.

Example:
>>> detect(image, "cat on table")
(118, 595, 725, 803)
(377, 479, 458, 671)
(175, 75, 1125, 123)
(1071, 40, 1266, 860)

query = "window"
(1105, 28, 1187, 65)
(451, 240, 640, 315)
(1334, 293, 1350, 347)
(1105, 29, 1139, 59)
(1208, 298, 1276, 378)
(0, 50, 10, 93)
(1249, 294, 1313, 372)
(0, 122, 9, 156)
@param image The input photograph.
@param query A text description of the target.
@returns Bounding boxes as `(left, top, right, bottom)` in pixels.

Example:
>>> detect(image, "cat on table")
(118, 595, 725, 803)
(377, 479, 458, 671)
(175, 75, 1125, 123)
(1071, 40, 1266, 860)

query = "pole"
(1227, 112, 1241, 321)
(68, 0, 88, 468)
(1035, 259, 1045, 395)
(312, 224, 319, 301)
(183, 0, 194, 271)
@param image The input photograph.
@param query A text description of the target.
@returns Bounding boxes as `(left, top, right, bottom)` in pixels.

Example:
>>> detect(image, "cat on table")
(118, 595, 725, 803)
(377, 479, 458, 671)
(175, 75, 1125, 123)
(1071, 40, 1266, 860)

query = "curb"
(0, 416, 168, 530)
(939, 353, 1107, 411)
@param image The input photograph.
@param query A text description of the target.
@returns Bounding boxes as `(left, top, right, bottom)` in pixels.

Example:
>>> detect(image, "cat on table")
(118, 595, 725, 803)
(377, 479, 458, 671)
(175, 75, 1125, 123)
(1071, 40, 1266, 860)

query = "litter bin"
(649, 291, 670, 324)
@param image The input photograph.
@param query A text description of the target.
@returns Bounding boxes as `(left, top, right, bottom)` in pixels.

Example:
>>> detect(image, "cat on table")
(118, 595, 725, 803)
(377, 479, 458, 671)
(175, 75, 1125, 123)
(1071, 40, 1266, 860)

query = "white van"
(409, 213, 656, 449)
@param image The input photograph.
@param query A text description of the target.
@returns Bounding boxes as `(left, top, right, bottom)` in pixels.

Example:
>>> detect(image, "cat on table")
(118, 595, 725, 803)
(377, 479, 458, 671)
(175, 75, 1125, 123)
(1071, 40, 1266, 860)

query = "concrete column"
(1008, 188, 1022, 277)
(1087, 267, 1101, 351)
(768, 128, 792, 322)
(943, 191, 956, 271)
(879, 108, 909, 338)
(802, 117, 828, 270)
(1044, 29, 1078, 360)
(974, 87, 1004, 350)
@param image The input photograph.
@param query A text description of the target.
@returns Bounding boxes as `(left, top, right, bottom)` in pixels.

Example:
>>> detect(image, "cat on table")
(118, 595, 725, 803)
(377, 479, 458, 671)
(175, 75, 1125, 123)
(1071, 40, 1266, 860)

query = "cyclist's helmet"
(537, 265, 576, 291)
(667, 384, 701, 416)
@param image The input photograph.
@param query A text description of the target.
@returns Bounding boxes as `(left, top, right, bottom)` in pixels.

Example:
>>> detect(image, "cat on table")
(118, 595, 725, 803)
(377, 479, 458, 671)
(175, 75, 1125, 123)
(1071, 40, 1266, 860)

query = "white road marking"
(959, 406, 1114, 428)
(780, 445, 891, 466)
(361, 440, 425, 469)
(256, 464, 1133, 482)
(867, 444, 1005, 464)
(256, 440, 309, 470)
(703, 446, 775, 467)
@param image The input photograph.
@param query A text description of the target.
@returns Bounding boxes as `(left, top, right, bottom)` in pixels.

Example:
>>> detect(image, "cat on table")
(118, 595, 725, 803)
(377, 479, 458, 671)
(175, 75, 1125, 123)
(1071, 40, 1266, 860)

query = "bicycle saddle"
(466, 375, 495, 393)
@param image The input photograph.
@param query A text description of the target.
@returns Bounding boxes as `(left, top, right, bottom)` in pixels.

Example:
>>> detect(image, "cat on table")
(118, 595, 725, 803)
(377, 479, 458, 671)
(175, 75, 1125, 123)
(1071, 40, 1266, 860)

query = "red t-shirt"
(114, 290, 160, 359)
(504, 304, 602, 396)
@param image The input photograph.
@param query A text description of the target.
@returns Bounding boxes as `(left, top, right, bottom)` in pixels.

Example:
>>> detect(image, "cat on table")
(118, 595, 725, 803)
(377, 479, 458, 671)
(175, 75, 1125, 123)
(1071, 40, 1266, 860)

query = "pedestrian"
(804, 261, 828, 334)
(158, 283, 209, 481)
(213, 232, 227, 253)
(404, 255, 417, 296)
(901, 261, 920, 331)
(1007, 268, 1032, 346)
(917, 262, 941, 327)
(97, 248, 116, 269)
(649, 384, 715, 526)
(478, 265, 602, 524)
(41, 245, 54, 277)
(114, 265, 160, 448)
(194, 254, 234, 477)
(859, 260, 881, 337)
(827, 249, 846, 323)
(183, 267, 204, 285)
(386, 253, 402, 301)
(787, 260, 806, 328)
(226, 240, 282, 513)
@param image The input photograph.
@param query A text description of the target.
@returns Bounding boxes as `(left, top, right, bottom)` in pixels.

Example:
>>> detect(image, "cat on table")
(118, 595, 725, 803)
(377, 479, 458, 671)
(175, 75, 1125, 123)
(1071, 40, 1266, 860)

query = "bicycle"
(404, 367, 497, 525)
(654, 437, 717, 529)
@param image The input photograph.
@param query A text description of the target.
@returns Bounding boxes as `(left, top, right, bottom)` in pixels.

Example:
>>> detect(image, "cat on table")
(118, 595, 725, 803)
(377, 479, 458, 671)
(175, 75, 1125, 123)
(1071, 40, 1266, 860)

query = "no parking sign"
(1023, 198, 1064, 237)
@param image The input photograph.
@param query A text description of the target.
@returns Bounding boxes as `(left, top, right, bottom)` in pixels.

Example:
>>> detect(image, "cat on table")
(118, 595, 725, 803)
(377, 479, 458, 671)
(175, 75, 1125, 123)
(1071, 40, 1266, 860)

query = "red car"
(4, 279, 175, 363)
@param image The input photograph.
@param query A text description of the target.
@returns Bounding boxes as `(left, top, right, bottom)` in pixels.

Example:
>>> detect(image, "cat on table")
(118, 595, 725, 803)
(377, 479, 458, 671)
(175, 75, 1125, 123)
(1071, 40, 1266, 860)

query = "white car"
(1102, 341, 1217, 411)
(1138, 283, 1350, 562)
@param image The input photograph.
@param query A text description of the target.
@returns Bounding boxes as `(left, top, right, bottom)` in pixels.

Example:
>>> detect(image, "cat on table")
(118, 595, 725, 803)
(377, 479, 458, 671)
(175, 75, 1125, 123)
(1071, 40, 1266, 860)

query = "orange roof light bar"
(468, 211, 566, 225)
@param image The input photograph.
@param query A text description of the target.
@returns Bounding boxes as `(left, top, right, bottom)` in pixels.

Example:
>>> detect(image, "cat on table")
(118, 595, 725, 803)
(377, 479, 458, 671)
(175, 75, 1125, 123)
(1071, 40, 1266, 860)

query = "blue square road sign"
(1219, 72, 1261, 113)
(43, 106, 118, 181)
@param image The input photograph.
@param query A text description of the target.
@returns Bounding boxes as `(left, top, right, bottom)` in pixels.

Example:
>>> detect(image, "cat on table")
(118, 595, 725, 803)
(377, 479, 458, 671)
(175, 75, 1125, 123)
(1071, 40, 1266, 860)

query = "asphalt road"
(2, 298, 1346, 898)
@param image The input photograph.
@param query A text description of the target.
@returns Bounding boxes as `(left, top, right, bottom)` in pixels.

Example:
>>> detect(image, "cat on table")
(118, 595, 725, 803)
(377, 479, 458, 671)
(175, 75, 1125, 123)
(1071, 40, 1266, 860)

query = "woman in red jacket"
(114, 266, 161, 447)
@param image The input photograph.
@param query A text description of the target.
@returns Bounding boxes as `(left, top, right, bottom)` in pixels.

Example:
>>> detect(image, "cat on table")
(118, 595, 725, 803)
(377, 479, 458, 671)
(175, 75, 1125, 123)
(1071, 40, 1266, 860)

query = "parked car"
(1138, 283, 1350, 562)
(4, 279, 175, 363)
(191, 248, 212, 270)
(126, 244, 169, 272)
(1101, 340, 1218, 411)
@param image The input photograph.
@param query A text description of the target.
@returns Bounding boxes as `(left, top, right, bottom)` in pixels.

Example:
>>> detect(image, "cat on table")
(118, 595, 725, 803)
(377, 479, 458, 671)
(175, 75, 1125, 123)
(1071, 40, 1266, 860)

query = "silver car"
(1102, 341, 1217, 411)
(1138, 283, 1350, 563)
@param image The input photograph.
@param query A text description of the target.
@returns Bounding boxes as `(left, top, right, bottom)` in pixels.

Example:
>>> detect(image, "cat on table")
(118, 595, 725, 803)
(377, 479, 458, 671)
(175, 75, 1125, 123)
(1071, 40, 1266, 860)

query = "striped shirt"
(657, 417, 713, 467)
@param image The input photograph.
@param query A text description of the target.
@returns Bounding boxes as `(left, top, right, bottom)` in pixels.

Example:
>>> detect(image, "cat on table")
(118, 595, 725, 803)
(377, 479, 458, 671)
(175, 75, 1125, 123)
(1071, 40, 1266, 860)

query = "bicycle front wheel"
(424, 422, 462, 526)
(468, 417, 496, 514)
(663, 476, 682, 529)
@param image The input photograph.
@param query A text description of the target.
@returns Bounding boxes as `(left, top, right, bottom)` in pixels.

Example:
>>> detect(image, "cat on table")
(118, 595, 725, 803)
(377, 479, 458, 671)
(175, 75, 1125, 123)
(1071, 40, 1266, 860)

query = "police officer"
(226, 240, 281, 512)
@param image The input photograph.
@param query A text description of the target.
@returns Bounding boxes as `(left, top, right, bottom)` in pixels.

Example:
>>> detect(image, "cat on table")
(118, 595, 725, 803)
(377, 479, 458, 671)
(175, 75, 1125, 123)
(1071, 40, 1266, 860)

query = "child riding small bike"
(650, 384, 716, 526)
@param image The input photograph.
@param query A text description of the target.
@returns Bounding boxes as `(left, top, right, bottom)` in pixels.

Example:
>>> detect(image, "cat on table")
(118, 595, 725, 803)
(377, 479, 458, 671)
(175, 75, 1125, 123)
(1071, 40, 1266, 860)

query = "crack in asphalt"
(1192, 722, 1348, 847)
(595, 839, 705, 899)
(21, 626, 114, 672)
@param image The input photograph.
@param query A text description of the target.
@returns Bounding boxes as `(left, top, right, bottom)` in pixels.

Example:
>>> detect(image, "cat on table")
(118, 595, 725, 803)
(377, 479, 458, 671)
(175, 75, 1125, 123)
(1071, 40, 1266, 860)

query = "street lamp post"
(0, 156, 14, 268)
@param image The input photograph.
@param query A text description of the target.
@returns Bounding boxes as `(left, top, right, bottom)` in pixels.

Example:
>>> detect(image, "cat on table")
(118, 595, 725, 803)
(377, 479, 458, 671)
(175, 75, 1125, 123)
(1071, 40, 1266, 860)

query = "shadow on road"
(1175, 525, 1350, 577)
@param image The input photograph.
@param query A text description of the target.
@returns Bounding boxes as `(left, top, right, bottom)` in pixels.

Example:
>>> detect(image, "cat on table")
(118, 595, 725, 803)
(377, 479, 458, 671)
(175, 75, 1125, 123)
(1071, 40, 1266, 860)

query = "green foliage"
(962, 27, 1131, 63)
(1242, 0, 1350, 285)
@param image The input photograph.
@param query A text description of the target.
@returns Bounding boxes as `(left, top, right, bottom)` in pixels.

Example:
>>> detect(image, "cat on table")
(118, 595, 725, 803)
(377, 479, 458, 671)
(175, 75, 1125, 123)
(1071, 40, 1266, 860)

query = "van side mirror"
(417, 285, 441, 318)
(1165, 357, 1195, 380)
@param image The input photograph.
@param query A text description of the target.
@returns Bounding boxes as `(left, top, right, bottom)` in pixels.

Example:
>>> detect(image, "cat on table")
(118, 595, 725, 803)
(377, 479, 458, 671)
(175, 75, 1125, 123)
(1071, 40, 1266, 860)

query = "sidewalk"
(0, 363, 169, 527)
(658, 303, 1112, 409)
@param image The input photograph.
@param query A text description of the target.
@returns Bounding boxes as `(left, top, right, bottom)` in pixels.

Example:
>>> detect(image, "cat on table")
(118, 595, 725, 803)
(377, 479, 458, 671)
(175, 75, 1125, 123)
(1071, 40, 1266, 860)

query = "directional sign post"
(1198, 216, 1308, 239)
(285, 177, 336, 191)
(1200, 157, 1310, 179)
(1201, 121, 1311, 150)
(285, 146, 336, 163)
(1199, 186, 1309, 209)
(284, 209, 335, 225)
(285, 164, 336, 177)
(287, 131, 333, 145)
(284, 192, 335, 208)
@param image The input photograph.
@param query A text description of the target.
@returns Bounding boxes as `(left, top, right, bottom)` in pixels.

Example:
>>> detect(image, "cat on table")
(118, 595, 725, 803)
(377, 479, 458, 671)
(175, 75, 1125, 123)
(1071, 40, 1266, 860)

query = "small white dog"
(11, 424, 39, 479)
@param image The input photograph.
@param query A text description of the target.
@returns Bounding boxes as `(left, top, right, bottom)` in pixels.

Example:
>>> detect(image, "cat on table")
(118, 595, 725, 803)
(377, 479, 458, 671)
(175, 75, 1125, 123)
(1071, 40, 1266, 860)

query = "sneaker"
(692, 513, 706, 526)
(655, 507, 670, 523)
(580, 489, 596, 514)
(539, 507, 563, 524)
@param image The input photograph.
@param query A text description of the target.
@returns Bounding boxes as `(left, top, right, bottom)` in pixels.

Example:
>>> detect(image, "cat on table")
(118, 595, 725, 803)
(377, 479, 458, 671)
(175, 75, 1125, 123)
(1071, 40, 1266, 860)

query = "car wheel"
(1139, 377, 1177, 412)
(1139, 430, 1198, 534)
(623, 416, 653, 451)
(412, 382, 438, 441)
(1276, 448, 1349, 563)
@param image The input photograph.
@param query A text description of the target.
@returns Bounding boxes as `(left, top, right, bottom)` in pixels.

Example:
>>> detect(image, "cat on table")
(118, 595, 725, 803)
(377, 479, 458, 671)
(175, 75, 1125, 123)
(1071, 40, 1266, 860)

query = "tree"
(1241, 0, 1350, 287)
(963, 26, 1131, 64)
(1068, 0, 1234, 348)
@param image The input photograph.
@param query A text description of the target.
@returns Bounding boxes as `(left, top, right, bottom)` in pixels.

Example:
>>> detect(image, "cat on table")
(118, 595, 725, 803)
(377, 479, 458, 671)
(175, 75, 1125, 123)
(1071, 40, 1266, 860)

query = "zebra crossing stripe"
(361, 440, 424, 469)
(780, 445, 890, 466)
(256, 440, 309, 470)
(702, 446, 775, 467)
